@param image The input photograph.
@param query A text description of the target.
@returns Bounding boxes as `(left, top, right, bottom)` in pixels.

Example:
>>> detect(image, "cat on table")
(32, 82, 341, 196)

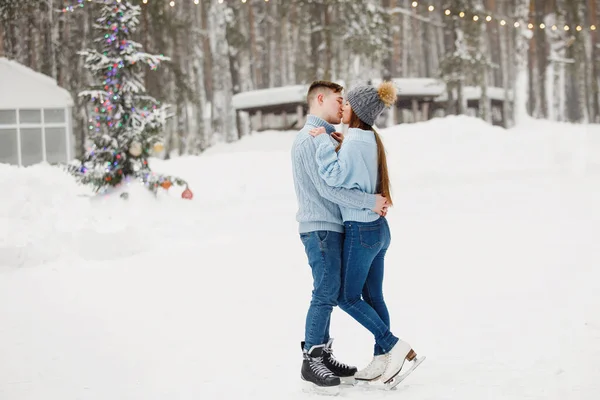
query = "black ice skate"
(301, 342, 340, 395)
(322, 339, 358, 385)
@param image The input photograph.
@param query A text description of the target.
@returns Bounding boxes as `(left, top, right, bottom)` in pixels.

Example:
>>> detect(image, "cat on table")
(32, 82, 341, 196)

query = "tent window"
(0, 110, 16, 125)
(20, 128, 44, 166)
(45, 127, 67, 164)
(19, 109, 42, 124)
(0, 128, 19, 164)
(44, 109, 66, 123)
(0, 108, 70, 166)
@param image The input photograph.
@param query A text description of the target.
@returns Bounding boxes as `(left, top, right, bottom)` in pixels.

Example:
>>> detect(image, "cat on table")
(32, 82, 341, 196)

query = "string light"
(56, 0, 600, 35)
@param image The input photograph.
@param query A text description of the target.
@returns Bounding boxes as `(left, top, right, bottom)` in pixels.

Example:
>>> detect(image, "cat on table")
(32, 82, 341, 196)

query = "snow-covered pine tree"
(439, 0, 469, 115)
(69, 0, 187, 195)
(439, 0, 496, 121)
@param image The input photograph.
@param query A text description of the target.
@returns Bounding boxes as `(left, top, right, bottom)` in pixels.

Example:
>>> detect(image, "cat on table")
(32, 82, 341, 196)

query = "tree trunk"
(513, 0, 531, 125)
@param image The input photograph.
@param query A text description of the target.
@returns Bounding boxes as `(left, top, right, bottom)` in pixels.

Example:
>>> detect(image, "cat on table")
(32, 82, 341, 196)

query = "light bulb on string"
(411, 1, 418, 8)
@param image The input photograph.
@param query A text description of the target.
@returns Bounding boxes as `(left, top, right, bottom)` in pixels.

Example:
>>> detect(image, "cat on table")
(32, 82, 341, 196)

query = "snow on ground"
(1, 115, 599, 399)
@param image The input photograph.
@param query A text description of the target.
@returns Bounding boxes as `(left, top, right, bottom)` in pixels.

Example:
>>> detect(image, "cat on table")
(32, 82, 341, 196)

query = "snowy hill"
(1, 116, 599, 399)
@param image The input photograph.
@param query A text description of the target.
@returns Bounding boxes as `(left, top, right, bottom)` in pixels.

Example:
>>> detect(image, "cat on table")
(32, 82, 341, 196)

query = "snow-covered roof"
(0, 57, 74, 109)
(435, 86, 511, 102)
(371, 78, 446, 97)
(232, 85, 309, 110)
(371, 78, 510, 101)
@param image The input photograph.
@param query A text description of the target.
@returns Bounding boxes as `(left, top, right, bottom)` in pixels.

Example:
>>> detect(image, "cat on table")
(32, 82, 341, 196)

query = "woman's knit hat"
(346, 81, 397, 126)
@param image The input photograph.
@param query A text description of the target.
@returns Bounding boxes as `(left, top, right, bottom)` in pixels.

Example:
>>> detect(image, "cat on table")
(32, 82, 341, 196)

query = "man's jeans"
(339, 217, 399, 355)
(300, 230, 343, 351)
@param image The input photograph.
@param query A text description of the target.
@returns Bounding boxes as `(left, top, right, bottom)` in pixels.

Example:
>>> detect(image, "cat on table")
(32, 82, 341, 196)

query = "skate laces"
(362, 357, 378, 372)
(310, 356, 335, 378)
(324, 347, 352, 370)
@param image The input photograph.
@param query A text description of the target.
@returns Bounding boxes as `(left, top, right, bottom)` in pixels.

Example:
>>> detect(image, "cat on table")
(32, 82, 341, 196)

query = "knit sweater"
(313, 127, 380, 223)
(291, 115, 376, 233)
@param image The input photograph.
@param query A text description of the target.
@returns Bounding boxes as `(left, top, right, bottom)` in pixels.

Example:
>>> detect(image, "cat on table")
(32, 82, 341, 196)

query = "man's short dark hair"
(307, 81, 344, 105)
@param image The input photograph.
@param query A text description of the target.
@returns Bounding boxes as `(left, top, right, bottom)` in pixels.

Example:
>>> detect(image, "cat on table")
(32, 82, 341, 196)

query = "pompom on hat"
(346, 81, 397, 126)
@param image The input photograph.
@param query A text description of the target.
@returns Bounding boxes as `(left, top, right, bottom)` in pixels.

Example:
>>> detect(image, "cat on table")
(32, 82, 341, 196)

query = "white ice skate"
(379, 340, 421, 385)
(354, 354, 388, 382)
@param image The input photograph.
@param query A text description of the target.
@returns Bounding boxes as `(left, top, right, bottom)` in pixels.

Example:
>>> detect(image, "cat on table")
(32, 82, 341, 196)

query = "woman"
(308, 81, 423, 386)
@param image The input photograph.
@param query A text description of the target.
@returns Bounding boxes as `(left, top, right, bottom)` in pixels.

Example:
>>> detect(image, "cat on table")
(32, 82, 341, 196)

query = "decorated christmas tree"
(69, 0, 192, 199)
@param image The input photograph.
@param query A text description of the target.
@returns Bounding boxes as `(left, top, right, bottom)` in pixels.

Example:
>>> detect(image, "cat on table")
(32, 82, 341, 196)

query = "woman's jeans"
(339, 217, 398, 355)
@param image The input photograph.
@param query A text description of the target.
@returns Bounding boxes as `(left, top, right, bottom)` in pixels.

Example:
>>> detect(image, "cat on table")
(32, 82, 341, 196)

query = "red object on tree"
(182, 187, 193, 200)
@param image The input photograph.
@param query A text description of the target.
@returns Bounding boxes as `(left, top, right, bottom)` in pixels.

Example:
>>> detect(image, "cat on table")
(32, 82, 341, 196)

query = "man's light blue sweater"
(313, 127, 381, 223)
(291, 116, 376, 234)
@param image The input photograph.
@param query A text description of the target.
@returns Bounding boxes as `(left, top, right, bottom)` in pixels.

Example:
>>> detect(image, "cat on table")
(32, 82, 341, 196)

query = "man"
(291, 81, 389, 392)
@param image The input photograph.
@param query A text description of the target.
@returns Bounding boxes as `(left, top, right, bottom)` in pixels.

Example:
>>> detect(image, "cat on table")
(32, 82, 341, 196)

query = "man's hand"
(308, 127, 326, 137)
(331, 131, 344, 143)
(372, 194, 390, 216)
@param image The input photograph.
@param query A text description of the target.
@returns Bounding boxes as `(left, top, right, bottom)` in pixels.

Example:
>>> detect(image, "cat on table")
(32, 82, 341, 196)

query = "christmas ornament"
(160, 180, 172, 189)
(129, 141, 142, 157)
(182, 187, 193, 200)
(153, 142, 164, 152)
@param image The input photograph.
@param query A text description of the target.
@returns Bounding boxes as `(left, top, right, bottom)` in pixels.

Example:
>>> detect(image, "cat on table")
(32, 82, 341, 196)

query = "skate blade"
(352, 379, 386, 391)
(301, 380, 340, 396)
(339, 376, 356, 386)
(384, 355, 426, 389)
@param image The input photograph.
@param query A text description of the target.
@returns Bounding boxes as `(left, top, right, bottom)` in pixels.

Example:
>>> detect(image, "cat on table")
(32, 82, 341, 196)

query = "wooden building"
(232, 79, 511, 132)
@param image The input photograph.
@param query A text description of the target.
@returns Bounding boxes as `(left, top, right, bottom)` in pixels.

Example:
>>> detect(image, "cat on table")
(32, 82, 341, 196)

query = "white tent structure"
(0, 57, 75, 166)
